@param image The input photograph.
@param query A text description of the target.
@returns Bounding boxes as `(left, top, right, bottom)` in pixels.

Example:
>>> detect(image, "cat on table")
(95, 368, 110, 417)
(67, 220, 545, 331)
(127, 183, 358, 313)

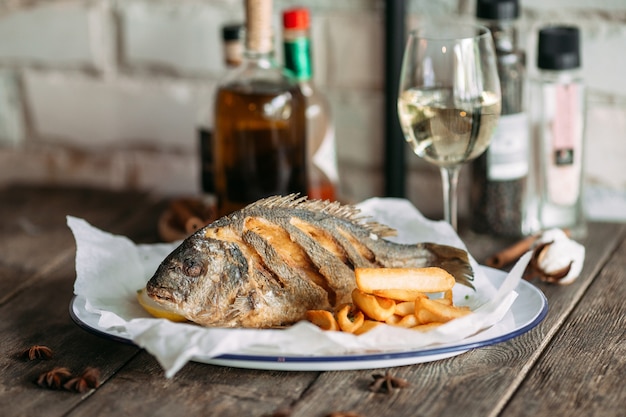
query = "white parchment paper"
(68, 198, 529, 378)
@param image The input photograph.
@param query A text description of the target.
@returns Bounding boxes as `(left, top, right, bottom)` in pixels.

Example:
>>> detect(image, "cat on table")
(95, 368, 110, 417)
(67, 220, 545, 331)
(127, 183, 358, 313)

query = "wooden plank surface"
(277, 214, 623, 417)
(69, 356, 320, 417)
(0, 186, 166, 415)
(0, 186, 623, 417)
(502, 233, 626, 416)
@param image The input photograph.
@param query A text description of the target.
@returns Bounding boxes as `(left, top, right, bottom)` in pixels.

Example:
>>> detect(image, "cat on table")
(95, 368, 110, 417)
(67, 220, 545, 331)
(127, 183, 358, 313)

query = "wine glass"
(398, 22, 501, 230)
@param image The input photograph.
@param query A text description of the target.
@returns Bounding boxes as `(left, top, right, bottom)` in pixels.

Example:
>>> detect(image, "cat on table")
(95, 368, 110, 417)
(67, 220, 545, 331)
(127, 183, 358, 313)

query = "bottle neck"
(283, 29, 313, 82)
(223, 39, 243, 67)
(244, 47, 275, 64)
(537, 68, 583, 84)
(482, 19, 519, 53)
(244, 0, 274, 58)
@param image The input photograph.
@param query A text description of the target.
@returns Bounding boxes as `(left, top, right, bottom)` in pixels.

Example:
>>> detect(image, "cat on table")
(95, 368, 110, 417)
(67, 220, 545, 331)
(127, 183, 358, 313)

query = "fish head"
(146, 233, 248, 322)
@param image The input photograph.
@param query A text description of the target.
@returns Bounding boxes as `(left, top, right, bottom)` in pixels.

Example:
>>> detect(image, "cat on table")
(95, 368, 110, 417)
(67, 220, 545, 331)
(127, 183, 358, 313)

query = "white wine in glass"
(398, 23, 501, 230)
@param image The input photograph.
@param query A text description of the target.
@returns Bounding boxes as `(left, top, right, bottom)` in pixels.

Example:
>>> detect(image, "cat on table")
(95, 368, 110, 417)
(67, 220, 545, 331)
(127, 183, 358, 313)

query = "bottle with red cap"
(282, 7, 339, 201)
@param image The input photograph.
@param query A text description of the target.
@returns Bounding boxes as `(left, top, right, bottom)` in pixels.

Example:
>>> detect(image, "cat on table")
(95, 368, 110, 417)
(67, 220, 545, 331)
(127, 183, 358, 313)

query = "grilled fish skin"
(146, 195, 474, 328)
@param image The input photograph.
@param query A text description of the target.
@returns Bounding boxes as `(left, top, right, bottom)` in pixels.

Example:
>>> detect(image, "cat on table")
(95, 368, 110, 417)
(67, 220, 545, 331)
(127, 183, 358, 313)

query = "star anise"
(36, 367, 73, 390)
(368, 371, 410, 394)
(63, 367, 101, 393)
(20, 345, 54, 361)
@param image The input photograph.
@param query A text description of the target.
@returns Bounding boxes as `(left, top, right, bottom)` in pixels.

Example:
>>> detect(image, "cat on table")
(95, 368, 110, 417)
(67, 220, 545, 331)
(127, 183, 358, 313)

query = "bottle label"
(284, 38, 312, 81)
(487, 112, 529, 180)
(313, 124, 339, 184)
(546, 83, 584, 206)
(224, 40, 243, 67)
(198, 128, 215, 194)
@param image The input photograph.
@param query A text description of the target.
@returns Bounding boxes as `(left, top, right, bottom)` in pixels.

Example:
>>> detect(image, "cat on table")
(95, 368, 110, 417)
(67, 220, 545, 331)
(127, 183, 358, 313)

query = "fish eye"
(182, 258, 203, 278)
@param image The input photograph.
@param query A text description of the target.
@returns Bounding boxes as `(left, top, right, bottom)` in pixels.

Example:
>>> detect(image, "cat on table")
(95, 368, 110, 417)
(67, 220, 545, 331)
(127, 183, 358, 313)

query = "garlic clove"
(526, 229, 585, 285)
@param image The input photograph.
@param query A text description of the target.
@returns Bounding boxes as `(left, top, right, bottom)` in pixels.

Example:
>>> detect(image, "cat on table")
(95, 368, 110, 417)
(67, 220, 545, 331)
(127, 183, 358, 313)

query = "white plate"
(70, 266, 547, 371)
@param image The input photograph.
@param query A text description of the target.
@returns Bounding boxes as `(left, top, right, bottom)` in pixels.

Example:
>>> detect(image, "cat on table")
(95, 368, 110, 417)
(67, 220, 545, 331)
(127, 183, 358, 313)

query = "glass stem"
(440, 165, 461, 231)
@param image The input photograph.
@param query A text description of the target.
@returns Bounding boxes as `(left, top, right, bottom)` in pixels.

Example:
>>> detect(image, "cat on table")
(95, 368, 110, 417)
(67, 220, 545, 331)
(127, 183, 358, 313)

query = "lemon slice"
(136, 288, 188, 322)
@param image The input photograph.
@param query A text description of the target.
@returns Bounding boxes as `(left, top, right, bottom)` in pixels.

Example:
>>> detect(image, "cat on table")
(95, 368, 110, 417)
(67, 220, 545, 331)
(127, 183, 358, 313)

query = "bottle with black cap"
(221, 23, 244, 68)
(470, 0, 529, 238)
(198, 23, 243, 200)
(532, 25, 586, 238)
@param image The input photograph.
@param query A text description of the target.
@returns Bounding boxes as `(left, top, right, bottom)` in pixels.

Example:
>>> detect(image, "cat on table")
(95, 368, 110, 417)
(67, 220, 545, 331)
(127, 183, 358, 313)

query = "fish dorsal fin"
(243, 194, 397, 238)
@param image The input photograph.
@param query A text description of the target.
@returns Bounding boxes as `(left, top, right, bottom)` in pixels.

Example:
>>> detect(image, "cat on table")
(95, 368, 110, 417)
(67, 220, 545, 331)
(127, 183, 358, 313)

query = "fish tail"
(423, 242, 475, 289)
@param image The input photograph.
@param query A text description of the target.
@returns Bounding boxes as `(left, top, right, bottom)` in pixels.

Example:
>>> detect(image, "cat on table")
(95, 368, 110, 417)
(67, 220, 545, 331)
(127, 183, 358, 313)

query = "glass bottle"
(213, 0, 307, 216)
(470, 0, 529, 237)
(222, 23, 244, 67)
(199, 23, 243, 199)
(531, 25, 586, 238)
(282, 7, 339, 201)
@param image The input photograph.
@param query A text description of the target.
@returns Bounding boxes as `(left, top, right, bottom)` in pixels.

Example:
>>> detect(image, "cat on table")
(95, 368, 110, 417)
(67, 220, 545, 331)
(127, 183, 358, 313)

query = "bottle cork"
(245, 0, 273, 54)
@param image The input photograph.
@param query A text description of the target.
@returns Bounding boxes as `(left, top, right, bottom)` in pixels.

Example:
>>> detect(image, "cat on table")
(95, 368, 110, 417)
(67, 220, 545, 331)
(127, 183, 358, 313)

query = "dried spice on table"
(19, 345, 54, 361)
(368, 371, 410, 394)
(35, 366, 101, 393)
(36, 367, 73, 390)
(63, 367, 101, 393)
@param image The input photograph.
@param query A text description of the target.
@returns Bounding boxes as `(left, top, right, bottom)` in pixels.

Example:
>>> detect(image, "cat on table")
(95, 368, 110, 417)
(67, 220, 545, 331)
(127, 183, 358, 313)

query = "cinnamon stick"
(484, 235, 538, 269)
(485, 228, 571, 269)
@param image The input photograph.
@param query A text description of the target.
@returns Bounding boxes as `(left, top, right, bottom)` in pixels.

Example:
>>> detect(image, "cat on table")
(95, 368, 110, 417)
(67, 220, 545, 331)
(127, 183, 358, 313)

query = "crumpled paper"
(68, 197, 529, 378)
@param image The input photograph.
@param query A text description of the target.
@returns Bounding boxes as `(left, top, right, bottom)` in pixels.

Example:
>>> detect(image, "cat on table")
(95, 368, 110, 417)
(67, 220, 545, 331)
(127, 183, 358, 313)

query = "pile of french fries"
(306, 267, 471, 335)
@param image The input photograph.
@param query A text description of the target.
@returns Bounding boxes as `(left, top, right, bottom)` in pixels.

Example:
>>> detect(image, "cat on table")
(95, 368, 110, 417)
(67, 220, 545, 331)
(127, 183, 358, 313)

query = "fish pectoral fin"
(229, 294, 256, 318)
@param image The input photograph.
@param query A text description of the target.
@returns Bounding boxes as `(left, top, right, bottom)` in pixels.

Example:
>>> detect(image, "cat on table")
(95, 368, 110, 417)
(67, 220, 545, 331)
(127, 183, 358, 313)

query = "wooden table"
(1, 185, 624, 417)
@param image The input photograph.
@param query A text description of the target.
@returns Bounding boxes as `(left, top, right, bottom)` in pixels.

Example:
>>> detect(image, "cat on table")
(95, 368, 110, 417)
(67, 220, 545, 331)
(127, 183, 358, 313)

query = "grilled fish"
(146, 195, 474, 328)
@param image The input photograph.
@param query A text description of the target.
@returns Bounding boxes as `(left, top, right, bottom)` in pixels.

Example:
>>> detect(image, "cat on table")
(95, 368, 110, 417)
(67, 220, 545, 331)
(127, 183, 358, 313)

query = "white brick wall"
(120, 1, 241, 76)
(24, 70, 198, 151)
(0, 0, 625, 221)
(0, 2, 94, 66)
(0, 69, 24, 146)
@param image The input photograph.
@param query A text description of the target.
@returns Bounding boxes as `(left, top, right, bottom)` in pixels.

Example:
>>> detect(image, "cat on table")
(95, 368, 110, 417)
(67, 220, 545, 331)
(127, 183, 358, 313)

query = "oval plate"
(70, 266, 547, 371)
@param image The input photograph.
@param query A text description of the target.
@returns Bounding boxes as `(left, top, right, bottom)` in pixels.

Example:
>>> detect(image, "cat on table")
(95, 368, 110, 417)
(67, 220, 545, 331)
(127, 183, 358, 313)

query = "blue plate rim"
(69, 268, 548, 365)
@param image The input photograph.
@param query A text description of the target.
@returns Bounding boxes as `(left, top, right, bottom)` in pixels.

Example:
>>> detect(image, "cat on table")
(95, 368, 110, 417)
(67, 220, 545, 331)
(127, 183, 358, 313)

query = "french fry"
(395, 314, 419, 328)
(306, 310, 339, 331)
(394, 301, 416, 316)
(353, 320, 382, 335)
(351, 288, 396, 321)
(415, 296, 471, 324)
(372, 289, 428, 302)
(385, 314, 403, 325)
(355, 267, 455, 294)
(305, 266, 472, 335)
(336, 304, 365, 333)
(415, 307, 443, 325)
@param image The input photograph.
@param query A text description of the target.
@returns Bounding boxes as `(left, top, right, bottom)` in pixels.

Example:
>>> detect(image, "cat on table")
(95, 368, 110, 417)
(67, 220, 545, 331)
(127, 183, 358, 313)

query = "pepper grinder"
(471, 0, 529, 238)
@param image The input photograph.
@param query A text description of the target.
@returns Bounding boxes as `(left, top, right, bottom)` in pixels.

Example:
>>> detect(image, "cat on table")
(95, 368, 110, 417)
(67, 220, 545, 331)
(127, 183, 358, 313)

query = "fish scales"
(146, 195, 474, 328)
